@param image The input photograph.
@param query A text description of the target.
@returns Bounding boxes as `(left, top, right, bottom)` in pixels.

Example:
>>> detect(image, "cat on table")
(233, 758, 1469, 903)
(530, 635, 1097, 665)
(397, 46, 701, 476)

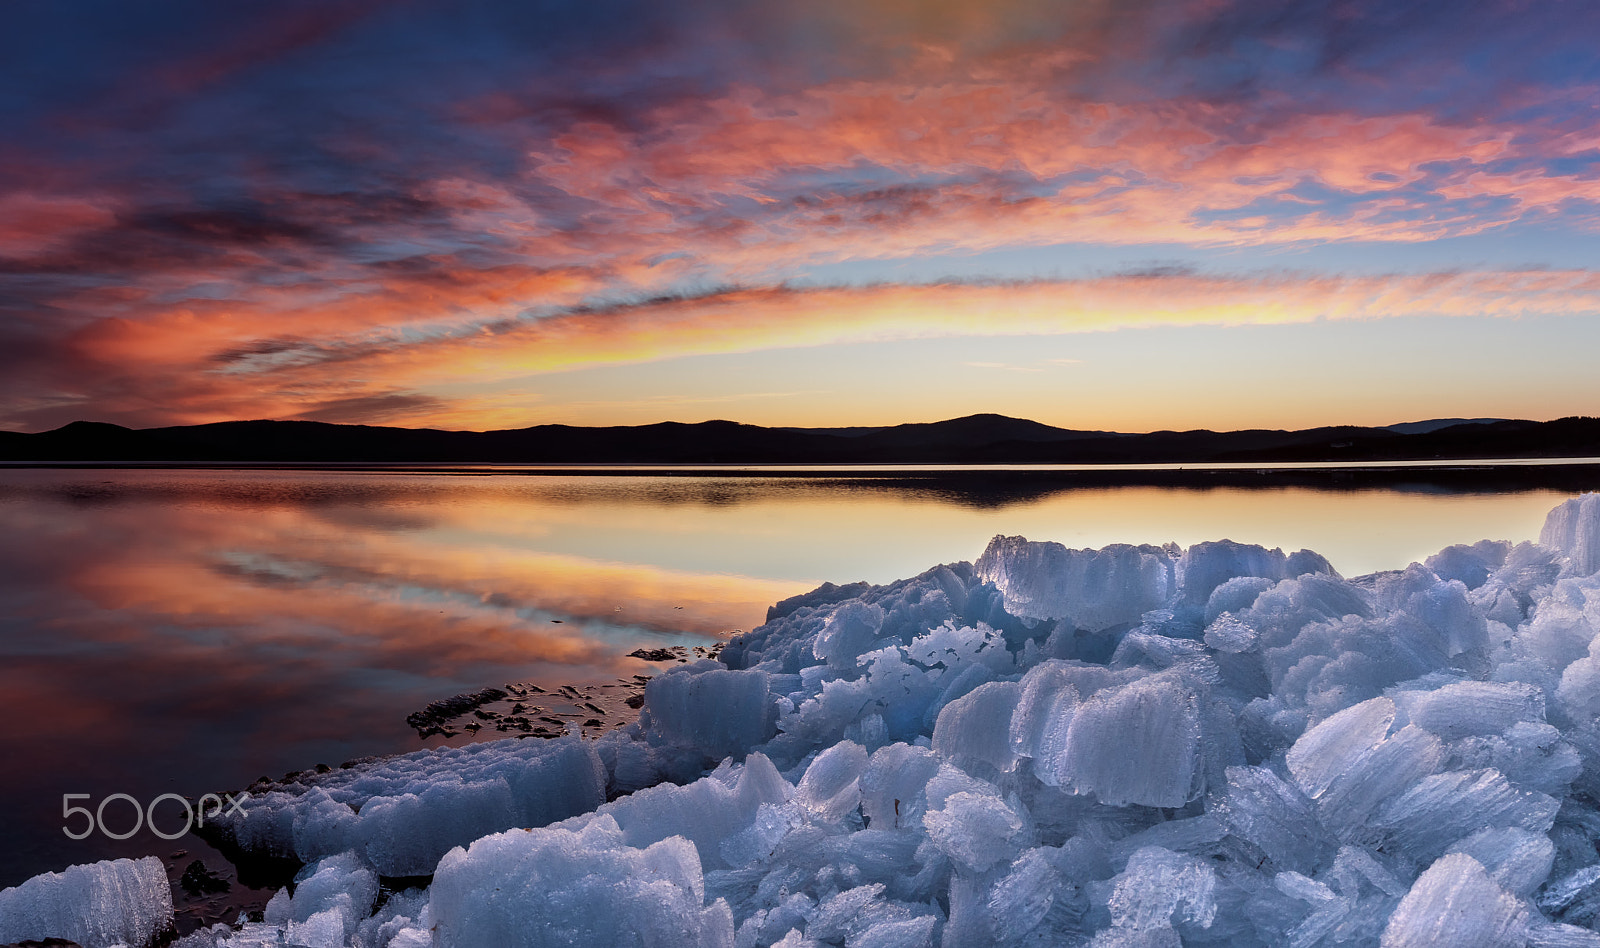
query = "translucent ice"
(1007, 660, 1083, 765)
(814, 601, 887, 672)
(1402, 680, 1545, 740)
(1102, 847, 1217, 934)
(1445, 826, 1555, 897)
(1542, 493, 1600, 577)
(0, 856, 173, 948)
(923, 788, 1027, 873)
(795, 740, 868, 824)
(1179, 540, 1291, 608)
(211, 735, 607, 875)
(580, 752, 791, 870)
(859, 742, 940, 831)
(274, 852, 377, 945)
(429, 815, 734, 948)
(1373, 768, 1559, 863)
(1203, 612, 1258, 653)
(932, 680, 1021, 774)
(1210, 765, 1334, 875)
(1050, 673, 1204, 807)
(644, 663, 778, 761)
(1428, 540, 1513, 591)
(1205, 576, 1277, 625)
(986, 848, 1063, 942)
(975, 537, 1177, 630)
(1382, 853, 1528, 948)
(1286, 698, 1445, 836)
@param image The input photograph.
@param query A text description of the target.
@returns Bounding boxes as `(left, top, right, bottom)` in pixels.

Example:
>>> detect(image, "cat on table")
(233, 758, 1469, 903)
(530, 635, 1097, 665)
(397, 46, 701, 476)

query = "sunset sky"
(3, 0, 1599, 433)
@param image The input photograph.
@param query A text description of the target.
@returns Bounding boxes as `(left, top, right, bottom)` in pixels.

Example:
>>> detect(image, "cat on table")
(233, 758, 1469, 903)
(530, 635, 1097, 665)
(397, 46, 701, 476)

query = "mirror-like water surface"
(0, 467, 1592, 895)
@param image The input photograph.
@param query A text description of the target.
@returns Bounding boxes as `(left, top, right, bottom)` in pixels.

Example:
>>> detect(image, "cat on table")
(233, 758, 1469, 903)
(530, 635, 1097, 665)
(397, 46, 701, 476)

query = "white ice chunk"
(429, 815, 733, 948)
(1210, 765, 1334, 875)
(1108, 631, 1210, 671)
(805, 885, 931, 946)
(1543, 493, 1600, 577)
(645, 664, 777, 761)
(353, 885, 428, 948)
(390, 929, 435, 948)
(1285, 695, 1394, 798)
(1444, 827, 1555, 898)
(1179, 540, 1289, 607)
(1529, 922, 1600, 947)
(1286, 698, 1444, 836)
(1381, 853, 1529, 948)
(975, 538, 1176, 630)
(987, 848, 1063, 942)
(1203, 612, 1258, 653)
(0, 856, 173, 948)
(285, 907, 347, 948)
(1556, 648, 1600, 721)
(1514, 597, 1597, 677)
(859, 742, 940, 831)
(1204, 576, 1276, 625)
(1051, 673, 1203, 807)
(804, 884, 883, 942)
(1103, 846, 1217, 933)
(1428, 541, 1512, 591)
(795, 740, 869, 824)
(1451, 720, 1582, 797)
(1373, 768, 1559, 863)
(847, 914, 937, 948)
(904, 621, 1015, 678)
(1329, 844, 1408, 899)
(1404, 681, 1545, 740)
(814, 601, 887, 672)
(282, 852, 377, 943)
(211, 735, 607, 874)
(587, 752, 791, 870)
(923, 789, 1027, 873)
(718, 802, 796, 868)
(1542, 866, 1600, 924)
(1275, 869, 1337, 903)
(1008, 661, 1080, 763)
(932, 681, 1020, 774)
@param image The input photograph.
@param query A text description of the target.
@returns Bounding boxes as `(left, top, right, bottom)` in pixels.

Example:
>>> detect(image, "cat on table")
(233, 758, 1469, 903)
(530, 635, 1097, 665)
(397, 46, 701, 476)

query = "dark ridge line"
(2, 413, 1598, 466)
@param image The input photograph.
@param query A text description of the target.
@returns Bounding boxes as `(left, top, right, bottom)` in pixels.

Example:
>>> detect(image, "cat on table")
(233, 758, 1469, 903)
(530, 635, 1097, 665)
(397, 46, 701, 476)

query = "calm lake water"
(0, 466, 1596, 895)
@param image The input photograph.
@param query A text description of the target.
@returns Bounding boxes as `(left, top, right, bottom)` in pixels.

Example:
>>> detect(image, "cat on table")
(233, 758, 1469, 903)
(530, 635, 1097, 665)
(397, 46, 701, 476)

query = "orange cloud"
(512, 80, 1558, 267)
(14, 265, 1600, 431)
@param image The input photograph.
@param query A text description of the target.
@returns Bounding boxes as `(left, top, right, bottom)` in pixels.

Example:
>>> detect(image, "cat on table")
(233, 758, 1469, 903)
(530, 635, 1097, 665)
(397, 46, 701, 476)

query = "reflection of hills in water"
(5, 462, 1600, 515)
(817, 465, 1600, 508)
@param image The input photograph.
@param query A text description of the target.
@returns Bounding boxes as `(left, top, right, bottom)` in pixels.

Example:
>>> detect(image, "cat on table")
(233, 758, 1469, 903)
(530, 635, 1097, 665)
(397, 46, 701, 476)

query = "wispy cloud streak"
(3, 268, 1595, 430)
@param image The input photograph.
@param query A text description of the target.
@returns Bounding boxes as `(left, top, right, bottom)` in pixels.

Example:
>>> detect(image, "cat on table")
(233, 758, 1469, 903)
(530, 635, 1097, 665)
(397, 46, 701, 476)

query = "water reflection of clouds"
(0, 471, 812, 886)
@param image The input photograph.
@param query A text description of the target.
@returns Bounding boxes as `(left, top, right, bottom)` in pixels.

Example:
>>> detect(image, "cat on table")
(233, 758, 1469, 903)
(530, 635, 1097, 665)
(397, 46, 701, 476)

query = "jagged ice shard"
(8, 493, 1600, 947)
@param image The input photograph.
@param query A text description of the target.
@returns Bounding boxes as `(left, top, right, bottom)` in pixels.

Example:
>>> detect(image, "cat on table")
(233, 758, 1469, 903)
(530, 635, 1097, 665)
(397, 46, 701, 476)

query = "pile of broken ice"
(7, 493, 1600, 948)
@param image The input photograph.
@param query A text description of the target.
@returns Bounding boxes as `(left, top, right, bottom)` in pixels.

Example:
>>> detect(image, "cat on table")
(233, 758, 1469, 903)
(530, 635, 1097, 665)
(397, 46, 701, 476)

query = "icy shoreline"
(5, 493, 1600, 947)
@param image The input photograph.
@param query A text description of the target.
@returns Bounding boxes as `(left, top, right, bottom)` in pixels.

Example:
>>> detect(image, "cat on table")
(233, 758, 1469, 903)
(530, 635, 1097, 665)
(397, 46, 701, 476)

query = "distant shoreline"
(3, 409, 1600, 467)
(4, 455, 1600, 473)
(4, 458, 1600, 498)
(3, 413, 1599, 468)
